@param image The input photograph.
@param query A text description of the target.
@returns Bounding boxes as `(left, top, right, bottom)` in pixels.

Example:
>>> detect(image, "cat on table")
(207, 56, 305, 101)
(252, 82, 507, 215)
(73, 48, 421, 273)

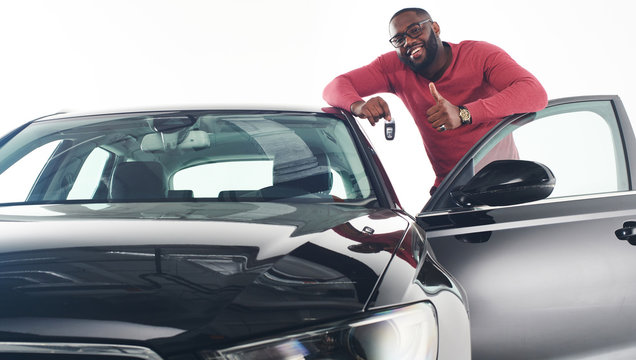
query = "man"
(323, 7, 547, 192)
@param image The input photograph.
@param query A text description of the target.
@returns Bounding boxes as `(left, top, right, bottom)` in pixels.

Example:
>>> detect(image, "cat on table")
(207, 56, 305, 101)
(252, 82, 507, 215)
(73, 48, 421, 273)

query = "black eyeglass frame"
(389, 19, 433, 48)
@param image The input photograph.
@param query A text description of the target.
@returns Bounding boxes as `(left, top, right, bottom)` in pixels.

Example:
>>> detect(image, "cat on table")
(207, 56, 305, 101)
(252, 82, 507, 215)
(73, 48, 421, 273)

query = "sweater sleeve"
(322, 54, 395, 112)
(464, 42, 548, 123)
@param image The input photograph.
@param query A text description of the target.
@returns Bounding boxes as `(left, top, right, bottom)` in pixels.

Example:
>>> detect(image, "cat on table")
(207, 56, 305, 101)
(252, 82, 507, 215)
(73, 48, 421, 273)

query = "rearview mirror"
(450, 160, 555, 207)
(141, 130, 211, 152)
(153, 115, 196, 133)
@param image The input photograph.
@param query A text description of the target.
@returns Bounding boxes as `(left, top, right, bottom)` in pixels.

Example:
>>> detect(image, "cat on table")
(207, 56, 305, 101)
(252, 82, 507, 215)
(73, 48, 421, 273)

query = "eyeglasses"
(389, 19, 432, 48)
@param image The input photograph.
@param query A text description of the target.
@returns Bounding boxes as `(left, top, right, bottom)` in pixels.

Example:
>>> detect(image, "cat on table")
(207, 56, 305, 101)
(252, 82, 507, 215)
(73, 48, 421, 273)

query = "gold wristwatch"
(458, 105, 472, 125)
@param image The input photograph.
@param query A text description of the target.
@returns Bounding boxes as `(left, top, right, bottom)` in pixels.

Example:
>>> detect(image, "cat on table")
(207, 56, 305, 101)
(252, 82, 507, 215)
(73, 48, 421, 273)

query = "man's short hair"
(390, 8, 431, 23)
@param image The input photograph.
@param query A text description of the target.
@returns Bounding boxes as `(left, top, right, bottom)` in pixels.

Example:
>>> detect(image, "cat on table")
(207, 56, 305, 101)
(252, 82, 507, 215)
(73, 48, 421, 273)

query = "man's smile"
(407, 44, 424, 59)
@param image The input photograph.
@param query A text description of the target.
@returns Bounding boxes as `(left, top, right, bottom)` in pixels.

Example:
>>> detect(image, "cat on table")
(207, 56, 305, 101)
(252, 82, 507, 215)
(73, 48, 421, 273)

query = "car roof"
(34, 104, 340, 122)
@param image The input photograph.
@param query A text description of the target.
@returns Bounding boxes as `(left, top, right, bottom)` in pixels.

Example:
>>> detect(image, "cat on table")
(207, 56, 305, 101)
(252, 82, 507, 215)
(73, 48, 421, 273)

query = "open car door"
(417, 96, 636, 359)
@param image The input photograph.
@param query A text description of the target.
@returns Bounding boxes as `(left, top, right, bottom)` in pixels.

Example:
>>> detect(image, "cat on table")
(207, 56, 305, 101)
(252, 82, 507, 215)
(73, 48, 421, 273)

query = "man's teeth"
(410, 46, 422, 56)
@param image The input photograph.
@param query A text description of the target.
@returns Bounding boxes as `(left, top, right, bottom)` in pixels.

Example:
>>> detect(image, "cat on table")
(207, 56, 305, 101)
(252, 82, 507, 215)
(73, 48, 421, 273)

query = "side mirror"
(450, 160, 555, 207)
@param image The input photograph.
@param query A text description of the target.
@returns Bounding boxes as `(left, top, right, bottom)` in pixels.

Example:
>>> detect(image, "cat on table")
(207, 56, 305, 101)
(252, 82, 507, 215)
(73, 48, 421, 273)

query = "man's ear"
(432, 22, 441, 37)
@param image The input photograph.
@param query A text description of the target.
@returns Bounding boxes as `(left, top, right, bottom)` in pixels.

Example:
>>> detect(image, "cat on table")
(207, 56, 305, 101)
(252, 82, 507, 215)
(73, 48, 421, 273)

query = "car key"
(384, 118, 395, 140)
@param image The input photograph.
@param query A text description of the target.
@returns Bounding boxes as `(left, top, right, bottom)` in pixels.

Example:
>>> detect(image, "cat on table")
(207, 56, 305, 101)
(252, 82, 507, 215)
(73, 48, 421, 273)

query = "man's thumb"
(429, 82, 443, 103)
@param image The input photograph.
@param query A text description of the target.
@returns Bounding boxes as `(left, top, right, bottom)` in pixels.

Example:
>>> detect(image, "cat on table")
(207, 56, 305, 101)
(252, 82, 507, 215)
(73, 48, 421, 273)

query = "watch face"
(459, 108, 471, 123)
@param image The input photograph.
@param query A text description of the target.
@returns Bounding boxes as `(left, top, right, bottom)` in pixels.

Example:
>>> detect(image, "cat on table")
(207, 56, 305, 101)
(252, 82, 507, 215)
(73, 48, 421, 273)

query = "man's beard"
(398, 28, 438, 73)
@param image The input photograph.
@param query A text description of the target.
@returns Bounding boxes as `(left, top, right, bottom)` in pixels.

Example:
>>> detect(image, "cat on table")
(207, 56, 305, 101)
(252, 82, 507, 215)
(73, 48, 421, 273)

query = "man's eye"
(407, 26, 423, 37)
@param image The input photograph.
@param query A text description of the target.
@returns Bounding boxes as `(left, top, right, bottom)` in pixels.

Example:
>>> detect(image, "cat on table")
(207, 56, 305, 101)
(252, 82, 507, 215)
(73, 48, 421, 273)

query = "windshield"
(0, 111, 377, 206)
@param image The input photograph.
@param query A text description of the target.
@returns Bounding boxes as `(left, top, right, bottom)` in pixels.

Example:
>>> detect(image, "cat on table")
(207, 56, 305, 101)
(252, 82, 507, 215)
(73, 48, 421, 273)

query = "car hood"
(0, 202, 410, 351)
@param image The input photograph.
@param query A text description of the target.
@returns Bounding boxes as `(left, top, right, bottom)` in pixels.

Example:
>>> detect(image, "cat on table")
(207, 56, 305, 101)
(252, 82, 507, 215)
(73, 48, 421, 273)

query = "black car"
(0, 95, 631, 360)
(0, 107, 469, 359)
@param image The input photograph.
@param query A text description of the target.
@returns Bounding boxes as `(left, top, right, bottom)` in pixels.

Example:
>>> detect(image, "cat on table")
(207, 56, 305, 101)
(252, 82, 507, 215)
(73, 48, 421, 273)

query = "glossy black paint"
(0, 202, 412, 353)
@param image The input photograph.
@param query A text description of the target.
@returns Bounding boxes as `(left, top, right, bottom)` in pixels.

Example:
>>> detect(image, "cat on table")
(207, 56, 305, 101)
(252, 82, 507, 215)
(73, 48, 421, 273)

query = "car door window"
(463, 100, 628, 200)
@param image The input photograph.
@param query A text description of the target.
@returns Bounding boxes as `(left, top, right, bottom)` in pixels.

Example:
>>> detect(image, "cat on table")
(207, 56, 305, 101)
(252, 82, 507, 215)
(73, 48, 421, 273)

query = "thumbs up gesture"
(426, 83, 461, 132)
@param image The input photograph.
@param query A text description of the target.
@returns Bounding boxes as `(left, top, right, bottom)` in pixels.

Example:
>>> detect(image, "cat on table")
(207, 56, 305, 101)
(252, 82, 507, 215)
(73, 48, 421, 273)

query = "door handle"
(615, 221, 636, 245)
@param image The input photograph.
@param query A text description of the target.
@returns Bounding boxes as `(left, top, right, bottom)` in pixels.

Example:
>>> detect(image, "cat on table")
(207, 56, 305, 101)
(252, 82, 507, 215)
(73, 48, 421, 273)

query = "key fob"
(384, 119, 395, 140)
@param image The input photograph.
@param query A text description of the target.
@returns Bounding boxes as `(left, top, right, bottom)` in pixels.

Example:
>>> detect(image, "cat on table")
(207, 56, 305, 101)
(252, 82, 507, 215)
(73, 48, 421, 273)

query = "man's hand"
(426, 83, 461, 132)
(351, 96, 392, 126)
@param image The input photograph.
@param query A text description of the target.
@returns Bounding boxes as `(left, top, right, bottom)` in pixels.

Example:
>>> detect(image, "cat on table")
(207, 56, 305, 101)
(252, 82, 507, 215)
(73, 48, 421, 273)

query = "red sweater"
(323, 41, 548, 186)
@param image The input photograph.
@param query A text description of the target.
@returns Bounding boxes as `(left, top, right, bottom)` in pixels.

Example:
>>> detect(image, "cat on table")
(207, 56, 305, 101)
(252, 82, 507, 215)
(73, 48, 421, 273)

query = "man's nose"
(403, 35, 418, 47)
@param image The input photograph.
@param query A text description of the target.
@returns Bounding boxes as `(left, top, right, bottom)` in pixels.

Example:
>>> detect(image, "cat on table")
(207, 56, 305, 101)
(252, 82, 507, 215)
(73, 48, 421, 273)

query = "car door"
(417, 96, 636, 359)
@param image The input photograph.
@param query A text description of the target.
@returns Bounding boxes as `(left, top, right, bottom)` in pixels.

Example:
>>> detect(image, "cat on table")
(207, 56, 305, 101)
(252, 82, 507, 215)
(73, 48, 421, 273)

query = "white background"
(0, 0, 633, 214)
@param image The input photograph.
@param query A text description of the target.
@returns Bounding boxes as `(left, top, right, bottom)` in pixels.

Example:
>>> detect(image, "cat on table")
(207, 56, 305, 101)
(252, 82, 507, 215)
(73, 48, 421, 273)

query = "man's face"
(389, 12, 439, 73)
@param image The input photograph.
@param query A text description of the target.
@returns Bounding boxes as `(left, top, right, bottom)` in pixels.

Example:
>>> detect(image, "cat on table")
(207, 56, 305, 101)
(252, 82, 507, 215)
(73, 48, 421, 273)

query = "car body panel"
(421, 193, 636, 359)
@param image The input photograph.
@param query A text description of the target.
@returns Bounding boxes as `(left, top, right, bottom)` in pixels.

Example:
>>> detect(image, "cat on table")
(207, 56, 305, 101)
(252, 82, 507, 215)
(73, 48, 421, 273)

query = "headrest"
(110, 161, 167, 200)
(273, 152, 332, 193)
